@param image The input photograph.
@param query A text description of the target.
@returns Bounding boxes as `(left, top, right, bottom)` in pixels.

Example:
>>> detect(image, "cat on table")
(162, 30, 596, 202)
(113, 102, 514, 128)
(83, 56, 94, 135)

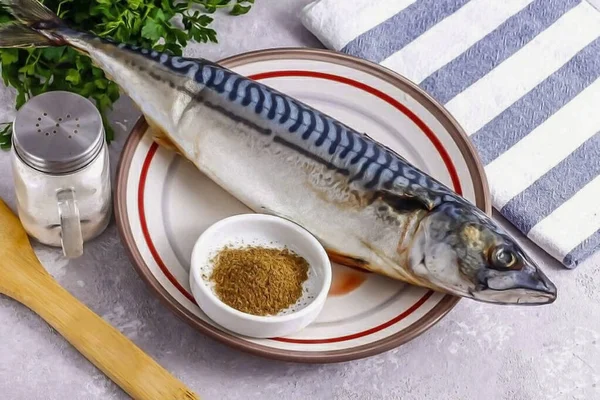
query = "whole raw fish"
(0, 0, 557, 304)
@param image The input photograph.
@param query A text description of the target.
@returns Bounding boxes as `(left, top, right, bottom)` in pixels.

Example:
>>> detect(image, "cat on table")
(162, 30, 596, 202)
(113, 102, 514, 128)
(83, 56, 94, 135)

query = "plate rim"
(114, 47, 491, 363)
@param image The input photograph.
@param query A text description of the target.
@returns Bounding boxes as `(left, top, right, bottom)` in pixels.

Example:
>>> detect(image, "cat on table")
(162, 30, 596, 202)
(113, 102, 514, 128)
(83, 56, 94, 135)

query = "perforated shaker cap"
(13, 91, 104, 174)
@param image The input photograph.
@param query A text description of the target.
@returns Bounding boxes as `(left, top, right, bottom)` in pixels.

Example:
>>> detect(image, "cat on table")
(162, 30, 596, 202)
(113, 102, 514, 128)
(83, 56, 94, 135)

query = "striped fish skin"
(0, 0, 557, 305)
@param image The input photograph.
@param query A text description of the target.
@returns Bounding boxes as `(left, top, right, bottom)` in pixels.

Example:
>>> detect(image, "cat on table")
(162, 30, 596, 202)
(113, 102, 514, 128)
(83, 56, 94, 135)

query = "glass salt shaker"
(11, 91, 112, 258)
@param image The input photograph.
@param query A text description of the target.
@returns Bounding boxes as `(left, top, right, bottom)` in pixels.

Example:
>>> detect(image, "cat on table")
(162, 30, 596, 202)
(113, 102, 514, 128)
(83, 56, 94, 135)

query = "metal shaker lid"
(13, 91, 104, 174)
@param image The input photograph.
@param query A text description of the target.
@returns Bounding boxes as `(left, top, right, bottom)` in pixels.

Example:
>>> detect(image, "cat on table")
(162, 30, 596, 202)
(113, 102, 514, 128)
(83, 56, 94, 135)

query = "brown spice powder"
(209, 245, 309, 316)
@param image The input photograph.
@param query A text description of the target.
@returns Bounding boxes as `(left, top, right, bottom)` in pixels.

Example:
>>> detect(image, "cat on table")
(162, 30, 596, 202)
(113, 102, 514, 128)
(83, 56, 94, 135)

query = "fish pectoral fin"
(144, 116, 181, 155)
(325, 249, 372, 273)
(327, 247, 434, 288)
(376, 189, 432, 213)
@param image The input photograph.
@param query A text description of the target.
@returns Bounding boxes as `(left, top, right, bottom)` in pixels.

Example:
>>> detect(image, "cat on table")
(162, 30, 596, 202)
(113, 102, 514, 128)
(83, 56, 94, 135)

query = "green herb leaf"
(174, 29, 188, 47)
(41, 47, 65, 62)
(18, 63, 36, 76)
(127, 0, 143, 10)
(34, 64, 52, 80)
(230, 4, 251, 16)
(101, 113, 114, 142)
(0, 49, 18, 65)
(1, 62, 20, 88)
(92, 67, 105, 78)
(152, 8, 166, 22)
(0, 0, 255, 148)
(0, 123, 12, 149)
(94, 79, 107, 89)
(65, 68, 81, 85)
(107, 81, 120, 102)
(141, 18, 164, 41)
(77, 82, 97, 97)
(75, 54, 88, 71)
(96, 93, 113, 111)
(15, 91, 26, 109)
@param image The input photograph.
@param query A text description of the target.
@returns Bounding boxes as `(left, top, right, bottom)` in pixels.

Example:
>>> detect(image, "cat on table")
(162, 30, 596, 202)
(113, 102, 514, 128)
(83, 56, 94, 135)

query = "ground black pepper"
(210, 245, 309, 316)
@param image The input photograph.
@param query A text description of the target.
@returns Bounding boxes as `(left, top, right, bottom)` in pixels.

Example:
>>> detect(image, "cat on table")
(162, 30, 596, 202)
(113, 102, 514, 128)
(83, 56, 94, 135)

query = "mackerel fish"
(0, 0, 557, 304)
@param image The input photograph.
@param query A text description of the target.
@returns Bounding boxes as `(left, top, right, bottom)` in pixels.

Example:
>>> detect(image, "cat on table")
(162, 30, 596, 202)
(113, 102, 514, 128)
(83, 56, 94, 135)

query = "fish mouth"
(470, 268, 557, 305)
(471, 287, 556, 305)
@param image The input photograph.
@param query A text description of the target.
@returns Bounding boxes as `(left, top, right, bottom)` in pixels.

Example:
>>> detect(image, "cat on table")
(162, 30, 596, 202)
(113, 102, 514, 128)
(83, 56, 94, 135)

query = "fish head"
(409, 202, 557, 305)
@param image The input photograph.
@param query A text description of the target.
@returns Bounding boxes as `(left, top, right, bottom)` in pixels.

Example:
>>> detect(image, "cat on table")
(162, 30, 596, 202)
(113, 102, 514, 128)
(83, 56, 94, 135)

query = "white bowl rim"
(190, 213, 333, 323)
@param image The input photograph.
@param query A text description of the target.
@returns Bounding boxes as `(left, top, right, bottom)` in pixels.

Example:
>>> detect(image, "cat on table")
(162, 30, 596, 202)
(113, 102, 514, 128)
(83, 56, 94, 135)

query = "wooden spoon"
(0, 198, 200, 400)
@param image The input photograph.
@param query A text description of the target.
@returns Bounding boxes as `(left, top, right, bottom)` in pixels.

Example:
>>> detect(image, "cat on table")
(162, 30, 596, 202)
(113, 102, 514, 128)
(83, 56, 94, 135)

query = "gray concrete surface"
(0, 1, 598, 399)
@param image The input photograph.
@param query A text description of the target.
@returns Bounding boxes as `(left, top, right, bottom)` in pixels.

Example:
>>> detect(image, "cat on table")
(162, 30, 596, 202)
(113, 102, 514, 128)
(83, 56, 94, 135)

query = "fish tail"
(0, 0, 66, 48)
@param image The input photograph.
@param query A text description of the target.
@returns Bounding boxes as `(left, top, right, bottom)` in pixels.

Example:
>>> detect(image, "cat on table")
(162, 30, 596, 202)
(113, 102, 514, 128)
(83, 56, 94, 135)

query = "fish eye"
(489, 246, 518, 270)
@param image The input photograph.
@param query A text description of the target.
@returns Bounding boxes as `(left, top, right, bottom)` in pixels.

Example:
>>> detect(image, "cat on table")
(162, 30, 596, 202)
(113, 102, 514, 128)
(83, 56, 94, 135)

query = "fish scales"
(115, 41, 447, 204)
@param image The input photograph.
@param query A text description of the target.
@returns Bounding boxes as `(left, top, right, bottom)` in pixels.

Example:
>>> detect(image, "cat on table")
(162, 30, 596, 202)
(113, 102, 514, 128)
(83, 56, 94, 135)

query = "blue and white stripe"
(301, 0, 600, 268)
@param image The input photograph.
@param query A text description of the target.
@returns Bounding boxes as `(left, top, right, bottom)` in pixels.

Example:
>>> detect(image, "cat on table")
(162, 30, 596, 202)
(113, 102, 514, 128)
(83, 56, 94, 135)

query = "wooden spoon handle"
(15, 269, 200, 400)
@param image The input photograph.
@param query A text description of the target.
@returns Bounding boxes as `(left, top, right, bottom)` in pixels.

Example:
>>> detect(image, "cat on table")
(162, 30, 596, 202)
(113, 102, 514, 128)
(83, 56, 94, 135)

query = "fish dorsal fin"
(376, 189, 433, 213)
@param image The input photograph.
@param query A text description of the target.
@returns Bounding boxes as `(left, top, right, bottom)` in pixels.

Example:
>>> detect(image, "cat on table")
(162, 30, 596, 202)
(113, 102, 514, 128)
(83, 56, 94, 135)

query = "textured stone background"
(1, 1, 599, 399)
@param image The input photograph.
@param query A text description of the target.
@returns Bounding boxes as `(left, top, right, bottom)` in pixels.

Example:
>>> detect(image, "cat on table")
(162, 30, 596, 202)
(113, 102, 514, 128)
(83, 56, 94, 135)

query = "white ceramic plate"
(115, 48, 490, 363)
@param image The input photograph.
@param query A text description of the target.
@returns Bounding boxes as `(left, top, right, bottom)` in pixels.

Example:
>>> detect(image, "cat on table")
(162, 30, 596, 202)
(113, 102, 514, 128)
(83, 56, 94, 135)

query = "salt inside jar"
(11, 91, 112, 258)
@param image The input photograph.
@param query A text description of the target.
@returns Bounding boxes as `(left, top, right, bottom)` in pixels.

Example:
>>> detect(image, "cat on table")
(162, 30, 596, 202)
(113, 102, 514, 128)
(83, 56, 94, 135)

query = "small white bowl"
(189, 213, 332, 338)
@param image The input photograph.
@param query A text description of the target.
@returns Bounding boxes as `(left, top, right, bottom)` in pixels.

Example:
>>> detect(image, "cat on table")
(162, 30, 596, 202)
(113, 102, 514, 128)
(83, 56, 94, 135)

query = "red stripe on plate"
(137, 69, 461, 344)
(138, 143, 197, 304)
(249, 70, 462, 195)
(274, 290, 434, 344)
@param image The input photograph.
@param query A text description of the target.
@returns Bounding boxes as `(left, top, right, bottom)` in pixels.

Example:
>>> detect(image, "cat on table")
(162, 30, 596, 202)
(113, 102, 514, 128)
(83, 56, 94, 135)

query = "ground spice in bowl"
(209, 245, 310, 316)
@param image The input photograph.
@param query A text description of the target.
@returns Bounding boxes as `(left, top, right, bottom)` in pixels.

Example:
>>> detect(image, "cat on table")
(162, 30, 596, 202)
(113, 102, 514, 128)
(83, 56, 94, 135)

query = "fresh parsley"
(0, 0, 254, 145)
(0, 123, 12, 149)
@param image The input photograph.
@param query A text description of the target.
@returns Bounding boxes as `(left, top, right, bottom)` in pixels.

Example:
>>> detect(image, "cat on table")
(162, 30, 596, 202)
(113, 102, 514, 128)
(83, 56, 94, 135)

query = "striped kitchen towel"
(300, 0, 600, 269)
